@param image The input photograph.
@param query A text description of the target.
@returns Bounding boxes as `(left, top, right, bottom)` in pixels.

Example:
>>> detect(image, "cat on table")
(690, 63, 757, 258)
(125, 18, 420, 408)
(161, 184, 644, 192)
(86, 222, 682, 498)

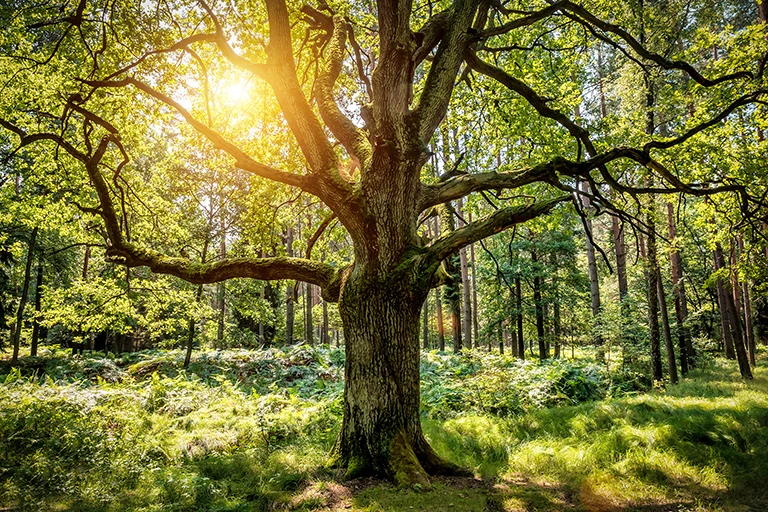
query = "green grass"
(1, 347, 767, 511)
(426, 357, 768, 511)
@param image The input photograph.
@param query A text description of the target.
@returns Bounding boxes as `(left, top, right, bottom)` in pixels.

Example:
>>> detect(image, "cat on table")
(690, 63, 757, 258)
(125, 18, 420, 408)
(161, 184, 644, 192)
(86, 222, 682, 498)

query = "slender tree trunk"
(737, 235, 756, 366)
(184, 241, 208, 368)
(217, 221, 227, 348)
(82, 245, 91, 280)
(580, 181, 603, 360)
(758, 0, 767, 140)
(509, 320, 517, 357)
(639, 11, 662, 382)
(666, 202, 693, 373)
(285, 227, 295, 344)
(422, 298, 429, 350)
(11, 226, 37, 364)
(30, 262, 43, 357)
(713, 247, 736, 359)
(470, 240, 480, 350)
(501, 320, 507, 355)
(714, 243, 753, 378)
(657, 271, 678, 384)
(553, 295, 561, 359)
(306, 283, 314, 345)
(532, 250, 547, 360)
(435, 288, 445, 351)
(729, 244, 742, 330)
(322, 299, 330, 344)
(439, 205, 462, 352)
(613, 216, 629, 304)
(458, 198, 472, 349)
(515, 276, 524, 360)
(184, 284, 204, 368)
(645, 225, 664, 382)
(432, 218, 445, 351)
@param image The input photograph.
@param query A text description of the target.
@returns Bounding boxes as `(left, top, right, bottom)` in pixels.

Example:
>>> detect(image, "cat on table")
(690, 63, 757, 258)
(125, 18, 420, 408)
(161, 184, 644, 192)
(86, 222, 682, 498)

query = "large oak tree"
(1, 0, 766, 484)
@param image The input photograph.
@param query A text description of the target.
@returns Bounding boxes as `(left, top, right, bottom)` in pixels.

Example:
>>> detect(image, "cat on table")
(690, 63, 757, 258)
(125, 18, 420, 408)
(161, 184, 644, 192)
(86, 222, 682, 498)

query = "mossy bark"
(333, 265, 465, 485)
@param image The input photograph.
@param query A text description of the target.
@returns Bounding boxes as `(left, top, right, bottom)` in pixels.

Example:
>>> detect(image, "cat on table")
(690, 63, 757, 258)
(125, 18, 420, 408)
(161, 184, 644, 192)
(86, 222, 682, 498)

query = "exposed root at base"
(389, 431, 431, 487)
(332, 431, 472, 487)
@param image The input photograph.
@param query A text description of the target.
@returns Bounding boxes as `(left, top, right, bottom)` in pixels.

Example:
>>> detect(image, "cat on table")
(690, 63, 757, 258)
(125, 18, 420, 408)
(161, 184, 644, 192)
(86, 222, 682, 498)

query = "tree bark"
(432, 218, 445, 351)
(30, 262, 44, 357)
(612, 216, 629, 305)
(439, 204, 462, 352)
(11, 226, 37, 364)
(306, 283, 314, 345)
(657, 271, 678, 384)
(321, 299, 329, 344)
(185, 241, 208, 368)
(82, 245, 91, 280)
(737, 235, 756, 366)
(714, 243, 753, 378)
(184, 283, 204, 368)
(645, 225, 664, 382)
(435, 287, 445, 351)
(515, 275, 524, 360)
(334, 268, 461, 484)
(458, 198, 472, 349)
(580, 181, 603, 360)
(553, 292, 561, 359)
(532, 250, 547, 360)
(422, 298, 429, 350)
(713, 247, 736, 359)
(470, 241, 480, 350)
(666, 202, 693, 373)
(217, 221, 227, 348)
(285, 227, 295, 344)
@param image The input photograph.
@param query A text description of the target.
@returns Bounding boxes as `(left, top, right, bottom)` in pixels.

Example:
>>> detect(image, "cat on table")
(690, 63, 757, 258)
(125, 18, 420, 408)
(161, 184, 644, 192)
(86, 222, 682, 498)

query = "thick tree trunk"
(11, 226, 37, 364)
(334, 268, 460, 484)
(30, 262, 43, 357)
(657, 271, 678, 384)
(666, 202, 693, 373)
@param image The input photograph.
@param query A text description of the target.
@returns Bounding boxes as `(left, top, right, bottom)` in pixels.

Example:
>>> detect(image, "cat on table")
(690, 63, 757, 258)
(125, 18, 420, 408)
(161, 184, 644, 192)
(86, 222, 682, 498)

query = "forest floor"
(1, 346, 767, 511)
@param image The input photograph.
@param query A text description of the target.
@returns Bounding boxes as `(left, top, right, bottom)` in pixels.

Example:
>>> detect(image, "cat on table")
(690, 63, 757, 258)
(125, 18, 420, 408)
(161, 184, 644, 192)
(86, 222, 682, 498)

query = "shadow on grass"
(424, 360, 768, 511)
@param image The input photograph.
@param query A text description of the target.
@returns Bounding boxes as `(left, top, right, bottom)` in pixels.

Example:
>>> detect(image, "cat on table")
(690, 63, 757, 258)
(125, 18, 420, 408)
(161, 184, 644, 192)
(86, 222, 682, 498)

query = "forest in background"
(1, 0, 768, 509)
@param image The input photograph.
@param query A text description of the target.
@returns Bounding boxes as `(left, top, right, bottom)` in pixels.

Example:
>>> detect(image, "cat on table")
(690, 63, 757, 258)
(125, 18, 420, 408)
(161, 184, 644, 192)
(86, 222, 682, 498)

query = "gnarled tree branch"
(426, 194, 570, 263)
